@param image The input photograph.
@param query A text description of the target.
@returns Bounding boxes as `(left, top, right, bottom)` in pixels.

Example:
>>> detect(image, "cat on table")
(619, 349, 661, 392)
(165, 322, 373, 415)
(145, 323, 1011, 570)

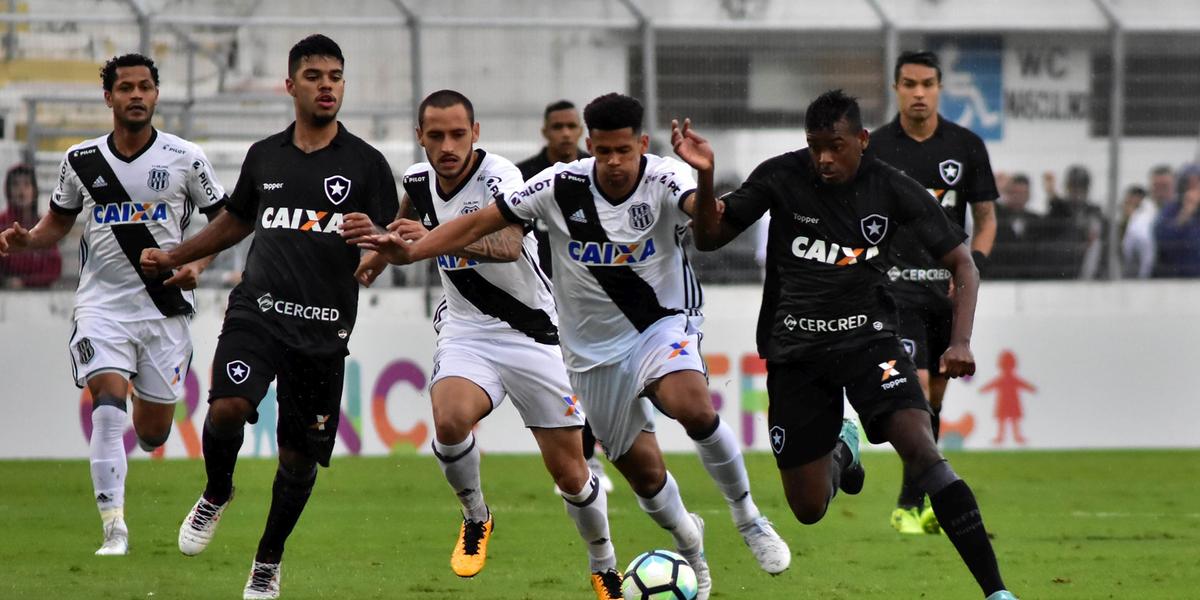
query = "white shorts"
(431, 335, 585, 429)
(569, 314, 706, 461)
(68, 314, 192, 403)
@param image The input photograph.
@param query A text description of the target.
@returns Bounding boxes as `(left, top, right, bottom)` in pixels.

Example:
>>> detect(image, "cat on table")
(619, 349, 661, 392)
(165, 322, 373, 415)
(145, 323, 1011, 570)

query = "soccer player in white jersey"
(348, 90, 622, 599)
(0, 54, 226, 556)
(359, 93, 791, 599)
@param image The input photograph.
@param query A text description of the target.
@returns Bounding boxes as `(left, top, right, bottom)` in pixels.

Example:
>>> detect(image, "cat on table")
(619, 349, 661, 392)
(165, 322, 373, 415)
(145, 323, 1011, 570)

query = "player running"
(140, 35, 398, 599)
(349, 89, 623, 599)
(358, 93, 793, 600)
(869, 50, 999, 535)
(686, 89, 1018, 600)
(0, 53, 226, 556)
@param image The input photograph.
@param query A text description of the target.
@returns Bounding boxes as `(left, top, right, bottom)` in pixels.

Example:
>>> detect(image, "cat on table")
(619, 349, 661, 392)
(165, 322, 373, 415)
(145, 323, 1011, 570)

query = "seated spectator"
(1153, 163, 1200, 278)
(0, 164, 61, 288)
(1043, 165, 1107, 279)
(1119, 184, 1154, 279)
(990, 173, 1047, 279)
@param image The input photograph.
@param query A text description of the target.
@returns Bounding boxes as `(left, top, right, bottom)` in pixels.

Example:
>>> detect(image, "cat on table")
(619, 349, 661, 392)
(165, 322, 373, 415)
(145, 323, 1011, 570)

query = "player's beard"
(117, 106, 154, 132)
(434, 149, 473, 181)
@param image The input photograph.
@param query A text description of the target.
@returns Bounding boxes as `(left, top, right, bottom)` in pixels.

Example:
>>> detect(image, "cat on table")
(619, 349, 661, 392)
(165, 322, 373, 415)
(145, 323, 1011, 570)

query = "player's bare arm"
(140, 210, 252, 278)
(970, 200, 997, 257)
(673, 118, 739, 251)
(360, 202, 509, 265)
(938, 244, 979, 378)
(0, 211, 75, 256)
(349, 195, 417, 286)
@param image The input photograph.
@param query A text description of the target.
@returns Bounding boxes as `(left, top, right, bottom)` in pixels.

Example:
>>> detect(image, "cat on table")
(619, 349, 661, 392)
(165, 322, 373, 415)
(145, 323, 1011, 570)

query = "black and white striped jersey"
(498, 154, 701, 370)
(49, 129, 225, 321)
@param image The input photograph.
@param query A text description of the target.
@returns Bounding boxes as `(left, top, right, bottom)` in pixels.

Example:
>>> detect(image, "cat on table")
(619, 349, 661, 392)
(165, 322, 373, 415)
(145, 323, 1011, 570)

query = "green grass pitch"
(3, 450, 1196, 599)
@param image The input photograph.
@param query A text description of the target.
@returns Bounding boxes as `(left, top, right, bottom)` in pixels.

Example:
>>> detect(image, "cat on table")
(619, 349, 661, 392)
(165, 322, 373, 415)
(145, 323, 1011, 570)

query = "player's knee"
(136, 430, 171, 451)
(901, 446, 944, 477)
(206, 398, 251, 433)
(625, 464, 667, 498)
(433, 416, 474, 445)
(553, 465, 590, 496)
(788, 496, 829, 525)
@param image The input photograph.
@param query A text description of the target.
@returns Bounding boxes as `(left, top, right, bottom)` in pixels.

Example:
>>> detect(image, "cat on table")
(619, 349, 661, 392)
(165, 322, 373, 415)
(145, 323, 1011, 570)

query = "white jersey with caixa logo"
(498, 154, 702, 370)
(50, 129, 226, 321)
(402, 149, 559, 345)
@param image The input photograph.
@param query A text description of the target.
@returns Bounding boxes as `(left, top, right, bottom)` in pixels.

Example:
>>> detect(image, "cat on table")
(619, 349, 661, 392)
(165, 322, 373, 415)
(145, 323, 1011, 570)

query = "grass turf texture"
(3, 450, 1196, 599)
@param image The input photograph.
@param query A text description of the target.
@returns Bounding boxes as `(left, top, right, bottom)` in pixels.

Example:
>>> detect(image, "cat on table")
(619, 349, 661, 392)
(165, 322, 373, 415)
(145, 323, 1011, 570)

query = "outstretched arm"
(141, 210, 253, 278)
(359, 202, 512, 265)
(0, 211, 75, 256)
(673, 118, 742, 251)
(938, 244, 979, 378)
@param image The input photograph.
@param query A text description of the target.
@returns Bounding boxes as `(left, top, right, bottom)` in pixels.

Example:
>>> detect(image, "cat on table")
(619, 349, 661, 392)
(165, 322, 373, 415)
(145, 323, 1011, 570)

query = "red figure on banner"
(978, 350, 1035, 445)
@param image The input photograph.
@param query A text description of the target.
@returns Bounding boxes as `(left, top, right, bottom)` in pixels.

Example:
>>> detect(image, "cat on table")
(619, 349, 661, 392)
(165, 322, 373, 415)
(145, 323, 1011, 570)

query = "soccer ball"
(620, 549, 698, 600)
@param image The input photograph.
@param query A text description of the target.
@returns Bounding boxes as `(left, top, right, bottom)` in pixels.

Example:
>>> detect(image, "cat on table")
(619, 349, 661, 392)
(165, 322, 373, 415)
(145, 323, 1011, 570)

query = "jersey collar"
(888, 113, 945, 142)
(106, 127, 158, 163)
(278, 121, 350, 148)
(436, 148, 487, 201)
(593, 155, 648, 206)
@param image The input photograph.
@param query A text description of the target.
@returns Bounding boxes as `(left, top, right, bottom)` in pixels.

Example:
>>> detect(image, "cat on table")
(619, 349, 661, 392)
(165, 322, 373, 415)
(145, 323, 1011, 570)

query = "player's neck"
(547, 146, 579, 164)
(436, 149, 479, 192)
(900, 113, 938, 142)
(292, 118, 339, 153)
(110, 123, 154, 158)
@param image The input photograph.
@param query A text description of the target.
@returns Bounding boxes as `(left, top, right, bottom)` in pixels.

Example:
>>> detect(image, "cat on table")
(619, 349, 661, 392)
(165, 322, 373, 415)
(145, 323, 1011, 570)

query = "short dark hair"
(1150, 164, 1173, 177)
(100, 53, 159, 92)
(418, 89, 475, 127)
(1125, 184, 1147, 197)
(894, 50, 942, 83)
(583, 93, 643, 133)
(543, 100, 576, 121)
(1066, 164, 1090, 189)
(805, 89, 863, 133)
(1010, 173, 1031, 187)
(288, 34, 344, 77)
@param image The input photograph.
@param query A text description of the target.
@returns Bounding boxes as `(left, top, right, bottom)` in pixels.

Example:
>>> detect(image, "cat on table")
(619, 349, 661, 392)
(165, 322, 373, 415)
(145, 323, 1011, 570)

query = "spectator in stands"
(1153, 163, 1200, 278)
(1119, 185, 1153, 279)
(990, 173, 1045, 279)
(1043, 165, 1107, 279)
(516, 100, 589, 278)
(0, 163, 61, 288)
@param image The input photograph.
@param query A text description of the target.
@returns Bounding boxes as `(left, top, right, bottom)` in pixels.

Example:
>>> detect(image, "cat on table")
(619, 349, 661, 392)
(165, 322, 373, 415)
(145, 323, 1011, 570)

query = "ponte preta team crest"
(324, 175, 351, 205)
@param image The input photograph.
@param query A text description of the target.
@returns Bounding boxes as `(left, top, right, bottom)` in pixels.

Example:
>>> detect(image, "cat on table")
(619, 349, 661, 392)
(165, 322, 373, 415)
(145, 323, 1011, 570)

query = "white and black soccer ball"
(621, 549, 698, 600)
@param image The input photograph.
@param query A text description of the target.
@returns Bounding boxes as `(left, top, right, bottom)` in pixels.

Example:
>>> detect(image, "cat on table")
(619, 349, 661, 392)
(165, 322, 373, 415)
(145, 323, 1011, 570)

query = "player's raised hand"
(164, 262, 202, 290)
(355, 251, 388, 287)
(0, 222, 31, 256)
(390, 218, 428, 243)
(939, 343, 976, 379)
(140, 248, 175, 278)
(670, 118, 714, 172)
(340, 212, 382, 246)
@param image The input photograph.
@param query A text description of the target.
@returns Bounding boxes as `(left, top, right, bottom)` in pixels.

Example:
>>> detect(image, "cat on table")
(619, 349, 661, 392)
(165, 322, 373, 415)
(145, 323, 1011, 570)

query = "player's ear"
(639, 133, 649, 154)
(857, 128, 869, 152)
(585, 137, 593, 154)
(284, 77, 296, 97)
(103, 90, 113, 108)
(471, 121, 480, 143)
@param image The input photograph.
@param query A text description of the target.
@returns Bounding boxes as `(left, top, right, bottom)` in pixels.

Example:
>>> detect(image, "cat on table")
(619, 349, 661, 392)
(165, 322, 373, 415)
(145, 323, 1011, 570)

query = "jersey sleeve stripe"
(49, 201, 83, 216)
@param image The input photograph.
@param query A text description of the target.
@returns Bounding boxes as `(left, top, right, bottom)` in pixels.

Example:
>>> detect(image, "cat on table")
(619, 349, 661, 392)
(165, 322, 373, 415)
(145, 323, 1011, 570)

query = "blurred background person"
(0, 163, 61, 289)
(990, 173, 1045, 279)
(1153, 163, 1200, 278)
(1043, 165, 1107, 279)
(1119, 184, 1153, 279)
(517, 99, 589, 279)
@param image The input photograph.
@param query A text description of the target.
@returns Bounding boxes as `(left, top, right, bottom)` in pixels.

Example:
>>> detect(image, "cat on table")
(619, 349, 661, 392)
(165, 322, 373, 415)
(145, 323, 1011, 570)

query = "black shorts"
(209, 318, 345, 467)
(766, 337, 929, 469)
(895, 306, 952, 373)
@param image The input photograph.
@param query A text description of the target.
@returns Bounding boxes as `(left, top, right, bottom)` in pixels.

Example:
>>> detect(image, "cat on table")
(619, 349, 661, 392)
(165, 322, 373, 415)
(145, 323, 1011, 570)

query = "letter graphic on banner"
(372, 360, 430, 452)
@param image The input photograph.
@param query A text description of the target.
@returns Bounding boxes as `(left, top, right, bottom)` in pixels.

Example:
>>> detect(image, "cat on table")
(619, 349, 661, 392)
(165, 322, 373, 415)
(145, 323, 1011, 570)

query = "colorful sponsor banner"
(1, 283, 1198, 460)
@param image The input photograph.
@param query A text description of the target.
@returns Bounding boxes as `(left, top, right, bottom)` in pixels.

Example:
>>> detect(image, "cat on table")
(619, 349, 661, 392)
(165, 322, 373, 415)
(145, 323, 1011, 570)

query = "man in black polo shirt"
(141, 35, 398, 600)
(685, 90, 1017, 600)
(869, 50, 999, 535)
(516, 99, 612, 496)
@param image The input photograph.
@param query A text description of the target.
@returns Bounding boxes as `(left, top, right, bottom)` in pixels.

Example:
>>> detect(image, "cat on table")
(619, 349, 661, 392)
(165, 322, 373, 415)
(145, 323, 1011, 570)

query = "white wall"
(2, 281, 1197, 460)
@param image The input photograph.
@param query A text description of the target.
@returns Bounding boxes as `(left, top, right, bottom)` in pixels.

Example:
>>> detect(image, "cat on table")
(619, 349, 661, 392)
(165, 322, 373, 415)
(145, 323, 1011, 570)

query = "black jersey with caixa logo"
(869, 115, 997, 310)
(223, 122, 399, 356)
(722, 150, 966, 363)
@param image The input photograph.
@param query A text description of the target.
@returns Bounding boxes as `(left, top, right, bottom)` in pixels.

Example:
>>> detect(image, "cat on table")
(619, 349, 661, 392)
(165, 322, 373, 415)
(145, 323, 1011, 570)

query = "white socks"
(90, 403, 128, 520)
(433, 433, 489, 522)
(693, 418, 761, 526)
(636, 472, 701, 553)
(561, 474, 616, 572)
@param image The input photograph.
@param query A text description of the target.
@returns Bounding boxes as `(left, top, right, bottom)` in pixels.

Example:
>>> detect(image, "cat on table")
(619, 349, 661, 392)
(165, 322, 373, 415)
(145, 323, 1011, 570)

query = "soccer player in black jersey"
(141, 35, 399, 600)
(869, 50, 999, 535)
(685, 90, 1017, 600)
